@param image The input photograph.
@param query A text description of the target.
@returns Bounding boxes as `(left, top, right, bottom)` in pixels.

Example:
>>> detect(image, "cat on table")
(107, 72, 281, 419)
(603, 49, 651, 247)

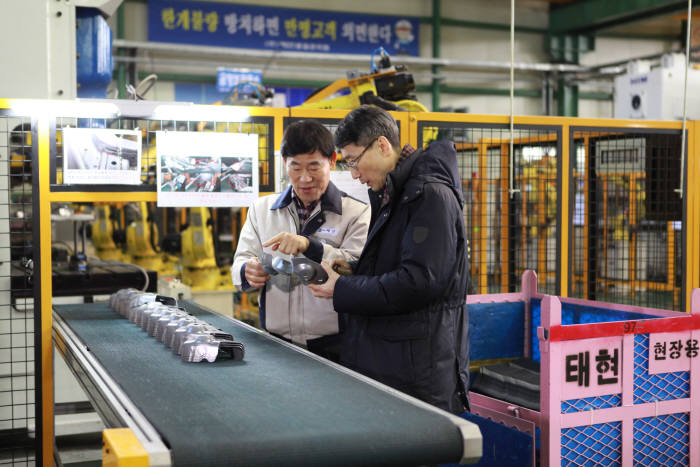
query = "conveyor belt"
(54, 301, 479, 466)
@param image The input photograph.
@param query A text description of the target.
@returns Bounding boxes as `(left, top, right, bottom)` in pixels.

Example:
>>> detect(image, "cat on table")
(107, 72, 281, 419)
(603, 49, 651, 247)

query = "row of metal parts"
(108, 289, 245, 363)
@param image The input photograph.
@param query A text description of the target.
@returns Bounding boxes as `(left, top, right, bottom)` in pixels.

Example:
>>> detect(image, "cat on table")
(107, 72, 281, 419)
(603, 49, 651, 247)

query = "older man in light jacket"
(232, 120, 370, 361)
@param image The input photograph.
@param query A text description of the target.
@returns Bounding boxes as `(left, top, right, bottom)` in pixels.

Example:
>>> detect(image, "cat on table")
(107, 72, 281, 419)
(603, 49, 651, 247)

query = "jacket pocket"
(366, 313, 428, 341)
(364, 314, 431, 387)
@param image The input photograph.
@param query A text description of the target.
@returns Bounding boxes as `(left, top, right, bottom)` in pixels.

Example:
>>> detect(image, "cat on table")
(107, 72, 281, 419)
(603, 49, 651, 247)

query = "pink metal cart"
(468, 270, 699, 466)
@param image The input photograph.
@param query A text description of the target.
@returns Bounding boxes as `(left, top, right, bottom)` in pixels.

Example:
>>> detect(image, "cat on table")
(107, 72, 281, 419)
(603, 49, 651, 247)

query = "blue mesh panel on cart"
(469, 301, 525, 361)
(561, 393, 621, 414)
(633, 334, 689, 403)
(531, 299, 541, 362)
(633, 413, 688, 466)
(530, 298, 657, 363)
(561, 422, 621, 466)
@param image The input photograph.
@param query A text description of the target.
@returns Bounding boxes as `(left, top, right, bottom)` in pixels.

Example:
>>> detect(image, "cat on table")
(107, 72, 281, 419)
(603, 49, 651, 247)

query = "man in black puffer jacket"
(309, 105, 469, 414)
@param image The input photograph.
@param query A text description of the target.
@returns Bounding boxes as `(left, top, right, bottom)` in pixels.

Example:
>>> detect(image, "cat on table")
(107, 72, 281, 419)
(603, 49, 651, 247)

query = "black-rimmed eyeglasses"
(345, 137, 378, 170)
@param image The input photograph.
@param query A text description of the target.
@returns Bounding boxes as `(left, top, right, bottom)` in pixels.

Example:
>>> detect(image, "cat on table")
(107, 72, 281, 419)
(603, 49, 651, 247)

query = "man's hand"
(263, 232, 310, 255)
(308, 262, 339, 298)
(330, 258, 353, 276)
(244, 258, 270, 288)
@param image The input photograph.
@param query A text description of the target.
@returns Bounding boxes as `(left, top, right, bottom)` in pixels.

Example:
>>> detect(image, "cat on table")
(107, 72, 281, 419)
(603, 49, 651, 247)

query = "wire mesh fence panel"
(570, 129, 683, 310)
(561, 421, 622, 466)
(633, 413, 689, 466)
(632, 333, 690, 465)
(419, 123, 560, 295)
(0, 115, 38, 465)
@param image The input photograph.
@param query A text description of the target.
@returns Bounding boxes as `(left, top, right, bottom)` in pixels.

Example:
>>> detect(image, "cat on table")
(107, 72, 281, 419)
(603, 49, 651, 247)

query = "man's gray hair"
(334, 105, 400, 150)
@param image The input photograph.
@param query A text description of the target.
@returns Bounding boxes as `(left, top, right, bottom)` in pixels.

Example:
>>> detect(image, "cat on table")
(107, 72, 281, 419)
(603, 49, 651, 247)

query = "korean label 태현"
(562, 336, 622, 399)
(148, 0, 419, 56)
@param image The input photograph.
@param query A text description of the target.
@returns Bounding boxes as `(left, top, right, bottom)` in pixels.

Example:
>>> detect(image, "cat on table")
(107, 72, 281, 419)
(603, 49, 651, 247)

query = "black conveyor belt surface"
(54, 302, 465, 467)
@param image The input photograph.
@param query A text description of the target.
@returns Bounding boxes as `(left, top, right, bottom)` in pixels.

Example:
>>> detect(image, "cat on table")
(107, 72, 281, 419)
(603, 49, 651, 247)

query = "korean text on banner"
(148, 0, 419, 56)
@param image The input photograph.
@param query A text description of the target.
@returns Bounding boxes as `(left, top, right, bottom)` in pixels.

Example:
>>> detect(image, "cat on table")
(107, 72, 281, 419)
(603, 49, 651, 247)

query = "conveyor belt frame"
(52, 311, 172, 466)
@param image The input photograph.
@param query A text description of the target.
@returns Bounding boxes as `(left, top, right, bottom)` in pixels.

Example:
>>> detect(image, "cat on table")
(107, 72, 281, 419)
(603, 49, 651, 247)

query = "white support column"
(0, 0, 76, 99)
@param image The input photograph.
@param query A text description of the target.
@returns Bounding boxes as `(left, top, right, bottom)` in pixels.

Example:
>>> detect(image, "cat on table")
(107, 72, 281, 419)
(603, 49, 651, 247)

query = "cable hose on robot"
(208, 207, 223, 269)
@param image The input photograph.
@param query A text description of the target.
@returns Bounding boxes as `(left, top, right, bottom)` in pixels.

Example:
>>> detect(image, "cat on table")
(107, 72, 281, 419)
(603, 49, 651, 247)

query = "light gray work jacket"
(232, 182, 370, 345)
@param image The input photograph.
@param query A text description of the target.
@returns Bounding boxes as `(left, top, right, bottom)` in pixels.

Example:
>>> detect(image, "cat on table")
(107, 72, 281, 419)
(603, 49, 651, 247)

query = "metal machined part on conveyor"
(162, 316, 196, 346)
(110, 289, 245, 363)
(180, 334, 246, 363)
(153, 309, 188, 341)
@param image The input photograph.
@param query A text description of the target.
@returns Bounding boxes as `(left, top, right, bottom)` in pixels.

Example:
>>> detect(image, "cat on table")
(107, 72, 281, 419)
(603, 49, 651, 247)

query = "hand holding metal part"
(292, 257, 329, 284)
(308, 262, 340, 299)
(262, 232, 310, 256)
(244, 257, 270, 288)
(330, 258, 353, 276)
(259, 253, 328, 285)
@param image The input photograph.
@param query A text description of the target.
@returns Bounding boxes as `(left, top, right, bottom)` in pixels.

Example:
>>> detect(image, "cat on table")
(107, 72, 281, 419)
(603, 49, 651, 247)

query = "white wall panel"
(581, 37, 678, 67)
(0, 0, 76, 98)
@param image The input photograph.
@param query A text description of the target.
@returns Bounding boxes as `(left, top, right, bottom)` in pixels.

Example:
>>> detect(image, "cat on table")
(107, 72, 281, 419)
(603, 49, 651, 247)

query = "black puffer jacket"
(333, 140, 470, 414)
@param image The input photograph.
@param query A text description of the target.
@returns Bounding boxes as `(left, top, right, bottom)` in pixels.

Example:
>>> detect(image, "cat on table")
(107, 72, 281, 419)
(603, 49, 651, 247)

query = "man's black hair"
(281, 119, 335, 159)
(333, 105, 400, 150)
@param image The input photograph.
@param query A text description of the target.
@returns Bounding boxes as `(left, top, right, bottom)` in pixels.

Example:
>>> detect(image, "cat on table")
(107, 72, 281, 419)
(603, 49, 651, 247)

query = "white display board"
(62, 128, 142, 185)
(156, 131, 259, 207)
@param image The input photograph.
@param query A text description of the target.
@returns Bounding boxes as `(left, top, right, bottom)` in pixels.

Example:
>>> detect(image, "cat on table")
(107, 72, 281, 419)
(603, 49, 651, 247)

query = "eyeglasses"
(345, 137, 378, 170)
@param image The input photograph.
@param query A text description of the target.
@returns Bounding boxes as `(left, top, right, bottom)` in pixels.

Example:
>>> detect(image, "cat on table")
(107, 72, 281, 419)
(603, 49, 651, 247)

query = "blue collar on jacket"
(270, 181, 343, 215)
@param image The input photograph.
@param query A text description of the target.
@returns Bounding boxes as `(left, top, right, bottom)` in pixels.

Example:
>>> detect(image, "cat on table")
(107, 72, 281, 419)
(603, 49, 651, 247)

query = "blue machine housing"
(76, 7, 113, 98)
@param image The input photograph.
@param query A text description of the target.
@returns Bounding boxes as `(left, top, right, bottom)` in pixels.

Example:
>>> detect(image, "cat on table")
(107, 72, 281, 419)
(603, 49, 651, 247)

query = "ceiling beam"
(549, 0, 693, 34)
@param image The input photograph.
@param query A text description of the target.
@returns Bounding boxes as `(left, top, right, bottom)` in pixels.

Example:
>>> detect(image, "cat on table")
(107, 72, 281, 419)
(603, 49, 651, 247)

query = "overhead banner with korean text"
(148, 0, 419, 56)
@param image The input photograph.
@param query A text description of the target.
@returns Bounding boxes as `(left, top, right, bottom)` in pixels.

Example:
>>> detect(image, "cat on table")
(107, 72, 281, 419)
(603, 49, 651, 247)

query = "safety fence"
(0, 112, 40, 465)
(0, 99, 698, 465)
(416, 122, 561, 296)
(569, 128, 683, 311)
(413, 114, 694, 315)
